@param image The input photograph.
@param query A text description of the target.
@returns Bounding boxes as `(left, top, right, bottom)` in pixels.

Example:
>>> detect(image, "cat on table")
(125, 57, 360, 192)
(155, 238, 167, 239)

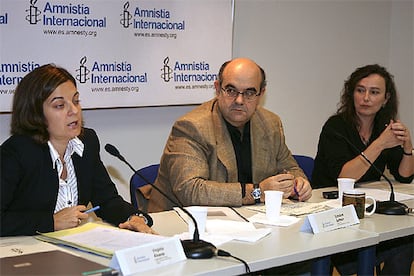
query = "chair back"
(129, 164, 159, 212)
(293, 155, 315, 181)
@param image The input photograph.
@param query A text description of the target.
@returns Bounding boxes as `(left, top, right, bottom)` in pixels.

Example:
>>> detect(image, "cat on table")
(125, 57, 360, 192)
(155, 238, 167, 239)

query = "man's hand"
(291, 176, 312, 201)
(260, 174, 294, 199)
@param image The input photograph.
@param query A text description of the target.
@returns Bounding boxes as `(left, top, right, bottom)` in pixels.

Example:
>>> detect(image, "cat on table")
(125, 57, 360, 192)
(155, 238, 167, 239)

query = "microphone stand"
(104, 144, 217, 258)
(334, 132, 408, 215)
(359, 152, 408, 215)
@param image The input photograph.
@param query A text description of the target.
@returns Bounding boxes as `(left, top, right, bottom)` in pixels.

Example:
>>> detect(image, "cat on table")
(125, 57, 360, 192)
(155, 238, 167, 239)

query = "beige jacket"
(148, 99, 305, 212)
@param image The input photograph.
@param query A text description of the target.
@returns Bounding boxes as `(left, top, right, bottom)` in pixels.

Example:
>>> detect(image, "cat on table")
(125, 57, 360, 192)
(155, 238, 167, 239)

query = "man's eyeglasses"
(220, 87, 261, 102)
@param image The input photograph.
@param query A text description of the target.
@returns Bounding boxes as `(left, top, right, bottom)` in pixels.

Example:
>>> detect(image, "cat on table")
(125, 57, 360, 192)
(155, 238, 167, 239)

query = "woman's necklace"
(360, 134, 370, 146)
(359, 125, 372, 146)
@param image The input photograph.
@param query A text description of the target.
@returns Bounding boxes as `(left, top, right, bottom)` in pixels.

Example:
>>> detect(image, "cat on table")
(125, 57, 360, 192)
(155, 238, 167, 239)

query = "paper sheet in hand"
(0, 250, 113, 276)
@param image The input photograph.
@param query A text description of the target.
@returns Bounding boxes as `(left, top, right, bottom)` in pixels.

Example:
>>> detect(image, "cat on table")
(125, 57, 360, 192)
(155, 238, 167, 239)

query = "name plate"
(109, 237, 186, 275)
(300, 205, 359, 234)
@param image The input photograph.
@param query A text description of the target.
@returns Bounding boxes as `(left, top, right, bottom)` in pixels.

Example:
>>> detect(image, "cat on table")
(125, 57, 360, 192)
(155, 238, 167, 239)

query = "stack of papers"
(36, 222, 166, 258)
(178, 219, 272, 246)
(248, 213, 300, 226)
(247, 201, 329, 216)
(174, 207, 273, 246)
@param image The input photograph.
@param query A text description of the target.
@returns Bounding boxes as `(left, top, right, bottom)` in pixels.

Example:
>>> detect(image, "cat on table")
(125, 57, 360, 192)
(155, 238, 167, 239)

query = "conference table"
(310, 181, 414, 275)
(352, 181, 414, 241)
(147, 181, 413, 275)
(1, 181, 413, 276)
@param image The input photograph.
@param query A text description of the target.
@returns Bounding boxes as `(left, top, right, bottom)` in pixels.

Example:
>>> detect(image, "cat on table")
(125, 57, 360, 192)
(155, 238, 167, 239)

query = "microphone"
(333, 131, 408, 215)
(104, 143, 217, 258)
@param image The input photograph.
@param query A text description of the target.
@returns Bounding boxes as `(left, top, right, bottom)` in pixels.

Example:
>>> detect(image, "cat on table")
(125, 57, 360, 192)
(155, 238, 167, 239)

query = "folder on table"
(0, 250, 116, 275)
(36, 222, 167, 258)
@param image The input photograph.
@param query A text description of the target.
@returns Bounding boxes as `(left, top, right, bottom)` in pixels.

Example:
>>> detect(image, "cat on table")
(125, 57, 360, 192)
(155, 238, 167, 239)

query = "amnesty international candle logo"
(24, 1, 106, 28)
(161, 57, 173, 82)
(25, 0, 41, 25)
(120, 2, 132, 28)
(76, 56, 90, 84)
(160, 57, 217, 85)
(119, 2, 184, 31)
(75, 56, 148, 86)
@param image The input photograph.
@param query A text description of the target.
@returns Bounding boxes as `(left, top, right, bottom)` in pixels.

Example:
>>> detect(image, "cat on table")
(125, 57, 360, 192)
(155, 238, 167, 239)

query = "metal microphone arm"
(104, 143, 217, 258)
(359, 151, 395, 202)
(332, 131, 407, 215)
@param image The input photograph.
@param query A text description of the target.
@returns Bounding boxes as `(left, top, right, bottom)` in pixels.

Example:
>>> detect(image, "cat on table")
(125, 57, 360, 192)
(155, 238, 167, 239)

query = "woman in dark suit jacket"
(1, 64, 154, 236)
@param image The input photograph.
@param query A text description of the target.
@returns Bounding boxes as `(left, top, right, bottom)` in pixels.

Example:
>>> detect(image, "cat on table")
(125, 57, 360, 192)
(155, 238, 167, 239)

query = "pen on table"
(82, 267, 118, 276)
(83, 206, 100, 214)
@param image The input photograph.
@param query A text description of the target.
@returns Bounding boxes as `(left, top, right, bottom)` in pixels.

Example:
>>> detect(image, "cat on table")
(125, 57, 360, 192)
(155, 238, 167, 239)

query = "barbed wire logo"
(76, 56, 90, 84)
(120, 2, 132, 28)
(25, 0, 41, 25)
(161, 57, 173, 82)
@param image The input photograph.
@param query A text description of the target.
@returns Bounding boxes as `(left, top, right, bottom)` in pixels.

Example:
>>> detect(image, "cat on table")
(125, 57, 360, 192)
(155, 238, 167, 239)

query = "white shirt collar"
(48, 137, 84, 168)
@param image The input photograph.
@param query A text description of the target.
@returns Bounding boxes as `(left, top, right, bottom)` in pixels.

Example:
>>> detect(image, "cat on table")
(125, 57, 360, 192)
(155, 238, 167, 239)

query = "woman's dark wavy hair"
(337, 64, 398, 128)
(11, 64, 78, 144)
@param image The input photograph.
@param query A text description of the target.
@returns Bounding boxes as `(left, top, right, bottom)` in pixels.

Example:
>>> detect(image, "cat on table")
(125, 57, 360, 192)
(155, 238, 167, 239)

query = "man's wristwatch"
(251, 184, 261, 204)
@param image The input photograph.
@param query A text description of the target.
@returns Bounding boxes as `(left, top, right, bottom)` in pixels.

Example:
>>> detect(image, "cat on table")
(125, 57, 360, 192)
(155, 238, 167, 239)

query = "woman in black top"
(312, 64, 413, 188)
(312, 64, 413, 275)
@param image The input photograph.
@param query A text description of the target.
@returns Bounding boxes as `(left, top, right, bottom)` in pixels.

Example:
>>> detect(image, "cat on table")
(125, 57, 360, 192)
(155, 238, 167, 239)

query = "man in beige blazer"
(148, 58, 312, 212)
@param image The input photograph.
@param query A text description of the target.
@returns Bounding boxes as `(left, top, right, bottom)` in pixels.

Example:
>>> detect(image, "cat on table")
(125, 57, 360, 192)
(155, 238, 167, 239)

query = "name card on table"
(109, 237, 186, 275)
(300, 205, 359, 234)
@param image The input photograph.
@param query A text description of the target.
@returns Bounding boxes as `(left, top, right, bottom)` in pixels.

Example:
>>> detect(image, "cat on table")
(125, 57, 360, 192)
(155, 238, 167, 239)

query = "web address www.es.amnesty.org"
(175, 84, 214, 90)
(91, 86, 140, 93)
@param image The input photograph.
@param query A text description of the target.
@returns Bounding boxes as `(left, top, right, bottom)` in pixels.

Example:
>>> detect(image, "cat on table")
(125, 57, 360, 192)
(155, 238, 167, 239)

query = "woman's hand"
(377, 120, 404, 150)
(119, 215, 158, 234)
(390, 120, 413, 153)
(53, 205, 88, 231)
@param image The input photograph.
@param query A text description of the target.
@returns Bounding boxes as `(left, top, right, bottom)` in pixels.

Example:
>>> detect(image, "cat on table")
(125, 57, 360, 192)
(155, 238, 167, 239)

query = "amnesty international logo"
(76, 56, 90, 84)
(159, 58, 216, 84)
(120, 2, 132, 28)
(160, 57, 173, 82)
(25, 0, 41, 25)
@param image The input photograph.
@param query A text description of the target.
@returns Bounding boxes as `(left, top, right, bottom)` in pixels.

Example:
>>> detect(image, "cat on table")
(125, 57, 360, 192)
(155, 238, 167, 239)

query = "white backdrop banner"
(0, 0, 233, 111)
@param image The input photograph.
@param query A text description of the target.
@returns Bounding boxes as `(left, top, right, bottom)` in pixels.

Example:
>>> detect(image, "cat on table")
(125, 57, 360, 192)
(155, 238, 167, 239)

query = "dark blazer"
(1, 128, 152, 236)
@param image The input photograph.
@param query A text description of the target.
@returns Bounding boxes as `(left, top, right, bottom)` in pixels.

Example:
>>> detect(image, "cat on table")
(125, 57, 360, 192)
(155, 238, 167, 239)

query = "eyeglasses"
(220, 87, 261, 102)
